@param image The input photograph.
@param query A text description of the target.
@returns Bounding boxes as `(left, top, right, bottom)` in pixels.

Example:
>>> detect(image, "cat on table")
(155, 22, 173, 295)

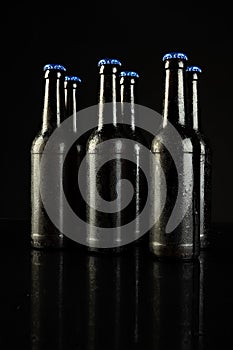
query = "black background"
(2, 3, 233, 350)
(1, 2, 233, 224)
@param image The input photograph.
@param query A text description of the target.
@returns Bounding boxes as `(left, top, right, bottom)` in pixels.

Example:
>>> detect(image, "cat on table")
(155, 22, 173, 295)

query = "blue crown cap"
(162, 52, 188, 61)
(98, 58, 122, 67)
(120, 71, 139, 78)
(186, 66, 202, 73)
(43, 64, 66, 71)
(65, 75, 82, 82)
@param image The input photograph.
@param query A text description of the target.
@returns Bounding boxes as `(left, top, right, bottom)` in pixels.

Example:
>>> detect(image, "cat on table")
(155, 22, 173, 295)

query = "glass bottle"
(186, 65, 212, 249)
(119, 70, 149, 247)
(149, 52, 200, 260)
(31, 63, 67, 249)
(63, 75, 87, 230)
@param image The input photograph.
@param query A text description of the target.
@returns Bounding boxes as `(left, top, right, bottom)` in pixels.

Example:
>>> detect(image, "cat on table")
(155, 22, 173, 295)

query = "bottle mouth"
(65, 76, 82, 82)
(162, 52, 188, 61)
(43, 64, 66, 71)
(120, 71, 139, 78)
(97, 58, 122, 67)
(186, 66, 202, 73)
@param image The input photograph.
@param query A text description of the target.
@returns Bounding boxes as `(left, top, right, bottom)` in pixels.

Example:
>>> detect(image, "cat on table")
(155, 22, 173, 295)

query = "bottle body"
(199, 138, 211, 248)
(86, 124, 148, 253)
(193, 134, 211, 249)
(31, 64, 67, 249)
(150, 127, 200, 259)
(149, 53, 200, 260)
(31, 134, 66, 248)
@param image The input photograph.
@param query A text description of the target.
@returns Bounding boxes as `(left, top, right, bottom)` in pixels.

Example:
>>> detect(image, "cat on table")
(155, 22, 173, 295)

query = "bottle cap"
(43, 64, 66, 71)
(65, 75, 82, 82)
(120, 71, 139, 78)
(186, 66, 202, 73)
(162, 52, 188, 61)
(97, 58, 122, 67)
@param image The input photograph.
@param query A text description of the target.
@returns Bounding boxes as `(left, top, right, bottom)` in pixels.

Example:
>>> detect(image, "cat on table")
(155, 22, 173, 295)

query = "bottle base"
(85, 245, 130, 255)
(200, 235, 211, 250)
(85, 233, 149, 255)
(149, 242, 200, 260)
(31, 234, 67, 250)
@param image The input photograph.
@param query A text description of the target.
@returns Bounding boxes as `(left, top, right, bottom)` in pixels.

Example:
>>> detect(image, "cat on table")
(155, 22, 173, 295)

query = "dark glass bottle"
(63, 75, 87, 233)
(86, 59, 148, 253)
(186, 66, 212, 249)
(149, 52, 200, 260)
(119, 70, 149, 247)
(31, 63, 67, 249)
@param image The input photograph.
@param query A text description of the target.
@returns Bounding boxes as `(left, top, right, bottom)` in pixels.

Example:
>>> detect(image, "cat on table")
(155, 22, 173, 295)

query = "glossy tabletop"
(1, 220, 233, 350)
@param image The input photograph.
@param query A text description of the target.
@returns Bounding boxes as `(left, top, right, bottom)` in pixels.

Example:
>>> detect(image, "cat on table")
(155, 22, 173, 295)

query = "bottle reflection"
(198, 251, 206, 350)
(30, 250, 65, 349)
(148, 257, 200, 350)
(30, 249, 88, 349)
(86, 253, 122, 349)
(30, 248, 145, 349)
(86, 246, 146, 349)
(30, 247, 201, 349)
(119, 246, 145, 348)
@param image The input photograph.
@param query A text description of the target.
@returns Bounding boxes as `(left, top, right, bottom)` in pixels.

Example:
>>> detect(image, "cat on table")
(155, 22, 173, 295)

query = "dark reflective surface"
(1, 220, 233, 349)
(147, 259, 200, 349)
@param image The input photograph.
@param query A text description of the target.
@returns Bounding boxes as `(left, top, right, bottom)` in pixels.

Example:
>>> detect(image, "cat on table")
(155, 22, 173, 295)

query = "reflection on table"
(30, 245, 201, 350)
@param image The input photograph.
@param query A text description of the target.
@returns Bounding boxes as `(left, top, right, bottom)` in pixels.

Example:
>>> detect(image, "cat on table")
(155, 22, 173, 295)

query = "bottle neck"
(64, 82, 79, 133)
(120, 77, 137, 131)
(42, 71, 66, 134)
(97, 69, 119, 130)
(186, 73, 200, 131)
(162, 62, 187, 128)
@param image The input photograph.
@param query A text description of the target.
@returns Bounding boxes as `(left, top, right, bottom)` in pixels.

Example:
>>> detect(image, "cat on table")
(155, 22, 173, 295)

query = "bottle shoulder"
(31, 130, 66, 154)
(194, 130, 211, 151)
(151, 125, 202, 153)
(31, 131, 49, 153)
(127, 126, 150, 148)
(86, 124, 149, 153)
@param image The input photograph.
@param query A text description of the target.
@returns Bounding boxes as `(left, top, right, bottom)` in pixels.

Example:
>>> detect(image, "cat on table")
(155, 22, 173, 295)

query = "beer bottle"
(63, 75, 87, 229)
(86, 58, 149, 253)
(119, 70, 149, 247)
(31, 63, 67, 249)
(186, 66, 212, 249)
(149, 52, 200, 260)
(86, 58, 122, 253)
